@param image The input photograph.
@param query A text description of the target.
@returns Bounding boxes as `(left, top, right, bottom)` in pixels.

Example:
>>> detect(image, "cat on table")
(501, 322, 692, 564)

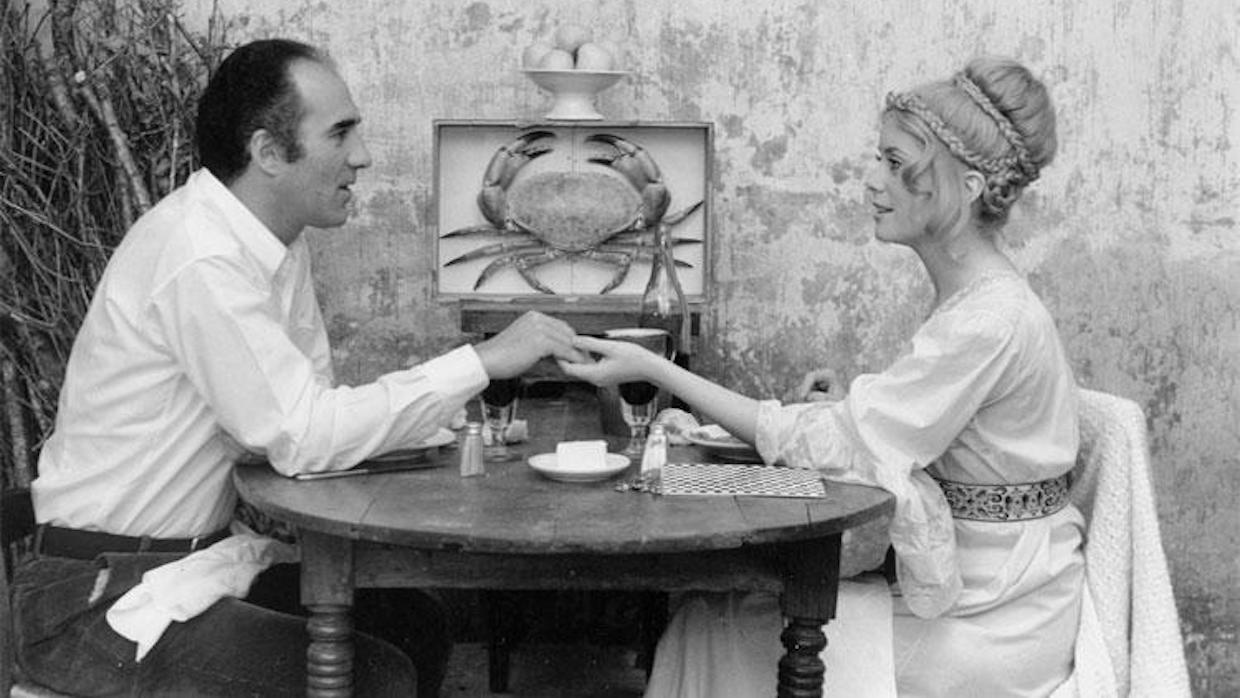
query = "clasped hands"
(474, 311, 846, 405)
(471, 311, 669, 385)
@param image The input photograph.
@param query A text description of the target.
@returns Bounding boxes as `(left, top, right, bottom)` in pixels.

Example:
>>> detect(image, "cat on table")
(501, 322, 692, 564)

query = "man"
(13, 39, 583, 696)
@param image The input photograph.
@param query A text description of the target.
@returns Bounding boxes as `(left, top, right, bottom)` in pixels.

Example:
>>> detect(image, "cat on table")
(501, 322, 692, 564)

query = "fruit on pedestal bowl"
(522, 41, 554, 68)
(553, 23, 593, 54)
(538, 48, 575, 70)
(520, 24, 629, 118)
(574, 42, 615, 71)
(523, 24, 627, 72)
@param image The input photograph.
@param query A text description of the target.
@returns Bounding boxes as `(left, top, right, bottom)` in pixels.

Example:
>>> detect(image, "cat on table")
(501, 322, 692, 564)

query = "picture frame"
(432, 119, 712, 333)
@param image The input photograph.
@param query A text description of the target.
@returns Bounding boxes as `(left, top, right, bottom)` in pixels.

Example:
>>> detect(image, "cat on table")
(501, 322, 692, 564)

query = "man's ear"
(248, 129, 288, 176)
(962, 170, 986, 204)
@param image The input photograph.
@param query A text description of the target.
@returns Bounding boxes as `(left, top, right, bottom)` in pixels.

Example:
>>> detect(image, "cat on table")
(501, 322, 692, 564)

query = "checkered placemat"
(657, 462, 826, 498)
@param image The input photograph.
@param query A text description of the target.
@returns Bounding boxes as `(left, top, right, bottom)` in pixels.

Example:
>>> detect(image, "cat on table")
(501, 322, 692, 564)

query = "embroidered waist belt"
(934, 473, 1071, 522)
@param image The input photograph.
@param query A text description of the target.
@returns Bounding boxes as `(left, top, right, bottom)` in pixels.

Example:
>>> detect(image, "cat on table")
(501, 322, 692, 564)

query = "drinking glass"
(480, 377, 521, 461)
(603, 328, 675, 458)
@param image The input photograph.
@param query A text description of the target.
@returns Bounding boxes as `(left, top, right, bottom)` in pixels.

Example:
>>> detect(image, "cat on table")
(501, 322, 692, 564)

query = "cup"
(480, 377, 521, 462)
(603, 328, 673, 457)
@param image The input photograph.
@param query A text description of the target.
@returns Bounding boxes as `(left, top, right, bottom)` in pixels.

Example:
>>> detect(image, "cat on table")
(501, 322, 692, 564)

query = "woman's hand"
(564, 335, 762, 445)
(557, 335, 665, 386)
(781, 368, 845, 403)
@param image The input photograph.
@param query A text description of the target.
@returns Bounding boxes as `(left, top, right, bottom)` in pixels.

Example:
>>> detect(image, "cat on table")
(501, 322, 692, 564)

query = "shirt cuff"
(417, 344, 489, 405)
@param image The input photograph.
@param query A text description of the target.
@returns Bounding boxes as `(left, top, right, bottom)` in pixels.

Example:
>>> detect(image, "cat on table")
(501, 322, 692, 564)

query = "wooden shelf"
(458, 299, 702, 337)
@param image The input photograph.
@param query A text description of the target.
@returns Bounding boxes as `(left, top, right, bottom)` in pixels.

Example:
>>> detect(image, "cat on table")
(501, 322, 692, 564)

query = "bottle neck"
(642, 228, 683, 312)
(639, 225, 690, 355)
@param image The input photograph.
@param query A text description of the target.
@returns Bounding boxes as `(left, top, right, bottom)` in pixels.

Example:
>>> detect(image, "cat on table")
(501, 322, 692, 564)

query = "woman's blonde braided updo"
(885, 56, 1057, 228)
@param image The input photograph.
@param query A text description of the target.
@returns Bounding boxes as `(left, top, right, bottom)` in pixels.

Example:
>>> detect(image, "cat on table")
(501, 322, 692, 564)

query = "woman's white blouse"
(755, 272, 1080, 617)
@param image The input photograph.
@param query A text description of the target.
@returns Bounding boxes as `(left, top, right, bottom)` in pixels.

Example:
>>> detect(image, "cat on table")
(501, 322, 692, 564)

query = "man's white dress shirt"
(33, 169, 488, 656)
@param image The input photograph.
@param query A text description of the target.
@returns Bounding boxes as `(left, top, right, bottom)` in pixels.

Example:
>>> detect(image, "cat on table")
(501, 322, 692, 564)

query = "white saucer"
(527, 452, 631, 483)
(684, 427, 762, 463)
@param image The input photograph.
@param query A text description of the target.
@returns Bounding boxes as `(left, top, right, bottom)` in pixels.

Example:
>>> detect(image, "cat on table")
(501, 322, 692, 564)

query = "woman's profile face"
(864, 117, 934, 246)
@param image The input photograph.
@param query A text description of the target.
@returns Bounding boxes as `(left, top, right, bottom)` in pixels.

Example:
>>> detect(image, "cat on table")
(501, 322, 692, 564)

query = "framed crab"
(434, 121, 711, 301)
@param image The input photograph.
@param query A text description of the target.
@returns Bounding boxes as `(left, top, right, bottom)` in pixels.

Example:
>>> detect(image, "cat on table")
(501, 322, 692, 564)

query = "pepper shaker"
(640, 423, 667, 488)
(459, 422, 486, 477)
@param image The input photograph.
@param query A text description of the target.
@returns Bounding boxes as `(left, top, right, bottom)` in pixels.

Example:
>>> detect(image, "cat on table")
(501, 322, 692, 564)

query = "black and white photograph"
(0, 0, 1234, 696)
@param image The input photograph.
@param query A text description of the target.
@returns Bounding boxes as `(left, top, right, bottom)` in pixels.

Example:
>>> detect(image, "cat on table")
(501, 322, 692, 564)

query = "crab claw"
(484, 131, 556, 188)
(586, 134, 661, 184)
(477, 131, 556, 228)
(587, 133, 670, 226)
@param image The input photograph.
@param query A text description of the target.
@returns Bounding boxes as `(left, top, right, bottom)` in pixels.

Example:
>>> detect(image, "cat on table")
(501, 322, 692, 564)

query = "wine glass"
(603, 328, 675, 458)
(480, 377, 521, 461)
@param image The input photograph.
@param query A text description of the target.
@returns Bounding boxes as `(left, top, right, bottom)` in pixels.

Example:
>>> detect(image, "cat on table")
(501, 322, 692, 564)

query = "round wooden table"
(234, 389, 894, 697)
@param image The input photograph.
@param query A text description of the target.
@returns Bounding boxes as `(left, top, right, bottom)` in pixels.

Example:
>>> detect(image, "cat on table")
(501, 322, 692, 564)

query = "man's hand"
(557, 335, 663, 387)
(781, 368, 844, 403)
(473, 311, 590, 379)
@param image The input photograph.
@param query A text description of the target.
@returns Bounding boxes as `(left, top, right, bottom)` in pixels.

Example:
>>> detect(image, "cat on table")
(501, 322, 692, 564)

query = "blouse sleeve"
(754, 306, 1020, 617)
(757, 306, 1018, 474)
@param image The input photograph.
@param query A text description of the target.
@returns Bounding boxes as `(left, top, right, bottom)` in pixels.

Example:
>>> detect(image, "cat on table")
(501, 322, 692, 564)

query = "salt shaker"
(459, 422, 486, 477)
(640, 423, 667, 487)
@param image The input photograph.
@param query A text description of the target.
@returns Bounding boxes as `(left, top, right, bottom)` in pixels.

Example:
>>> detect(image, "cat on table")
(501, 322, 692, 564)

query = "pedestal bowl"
(522, 69, 629, 120)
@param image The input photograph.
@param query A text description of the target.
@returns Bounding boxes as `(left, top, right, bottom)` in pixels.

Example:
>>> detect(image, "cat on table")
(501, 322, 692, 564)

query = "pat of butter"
(556, 440, 607, 471)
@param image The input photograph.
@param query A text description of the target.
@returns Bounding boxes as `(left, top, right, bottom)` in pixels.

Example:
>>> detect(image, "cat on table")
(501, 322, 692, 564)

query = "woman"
(562, 56, 1084, 697)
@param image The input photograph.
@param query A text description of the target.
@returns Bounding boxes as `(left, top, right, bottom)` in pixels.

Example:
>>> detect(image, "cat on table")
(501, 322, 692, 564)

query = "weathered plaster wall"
(186, 0, 1239, 693)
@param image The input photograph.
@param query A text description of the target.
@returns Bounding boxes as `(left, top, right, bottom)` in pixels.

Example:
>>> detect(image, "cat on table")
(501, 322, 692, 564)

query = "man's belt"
(934, 472, 1071, 522)
(35, 524, 231, 559)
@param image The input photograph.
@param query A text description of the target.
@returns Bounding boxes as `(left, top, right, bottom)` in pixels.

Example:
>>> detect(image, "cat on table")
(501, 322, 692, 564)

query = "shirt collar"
(192, 168, 290, 279)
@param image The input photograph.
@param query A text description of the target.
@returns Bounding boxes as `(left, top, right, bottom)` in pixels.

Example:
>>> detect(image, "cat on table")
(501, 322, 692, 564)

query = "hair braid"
(953, 73, 1037, 185)
(884, 57, 1056, 229)
(884, 92, 1020, 175)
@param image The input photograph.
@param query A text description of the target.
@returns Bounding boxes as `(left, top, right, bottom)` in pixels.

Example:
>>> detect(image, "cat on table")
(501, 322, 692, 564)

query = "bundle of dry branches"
(0, 0, 232, 487)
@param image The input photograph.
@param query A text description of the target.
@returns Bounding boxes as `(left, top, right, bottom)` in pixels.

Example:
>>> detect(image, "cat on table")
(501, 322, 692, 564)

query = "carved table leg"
(778, 534, 842, 697)
(779, 618, 828, 697)
(307, 605, 354, 697)
(301, 531, 356, 698)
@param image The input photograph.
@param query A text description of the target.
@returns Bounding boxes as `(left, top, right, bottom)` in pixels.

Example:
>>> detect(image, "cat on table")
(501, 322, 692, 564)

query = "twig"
(166, 13, 179, 195)
(1, 0, 229, 483)
(1, 359, 32, 488)
(37, 40, 80, 129)
(76, 77, 152, 215)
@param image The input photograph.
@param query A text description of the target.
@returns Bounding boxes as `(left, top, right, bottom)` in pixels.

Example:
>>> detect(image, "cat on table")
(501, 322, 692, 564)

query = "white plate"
(368, 428, 456, 463)
(527, 452, 631, 483)
(683, 427, 762, 463)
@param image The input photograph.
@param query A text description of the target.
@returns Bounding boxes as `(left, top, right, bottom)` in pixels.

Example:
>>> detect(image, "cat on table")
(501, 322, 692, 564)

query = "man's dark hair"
(196, 39, 323, 184)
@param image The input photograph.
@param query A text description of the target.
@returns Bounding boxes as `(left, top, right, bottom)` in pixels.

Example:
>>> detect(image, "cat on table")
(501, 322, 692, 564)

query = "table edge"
(234, 464, 895, 555)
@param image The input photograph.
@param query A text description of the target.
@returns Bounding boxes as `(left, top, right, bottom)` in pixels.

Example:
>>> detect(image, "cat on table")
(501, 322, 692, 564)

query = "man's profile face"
(276, 59, 372, 234)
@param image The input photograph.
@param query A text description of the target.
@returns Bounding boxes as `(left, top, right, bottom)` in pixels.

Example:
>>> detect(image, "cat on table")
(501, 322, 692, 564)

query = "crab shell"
(504, 170, 642, 252)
